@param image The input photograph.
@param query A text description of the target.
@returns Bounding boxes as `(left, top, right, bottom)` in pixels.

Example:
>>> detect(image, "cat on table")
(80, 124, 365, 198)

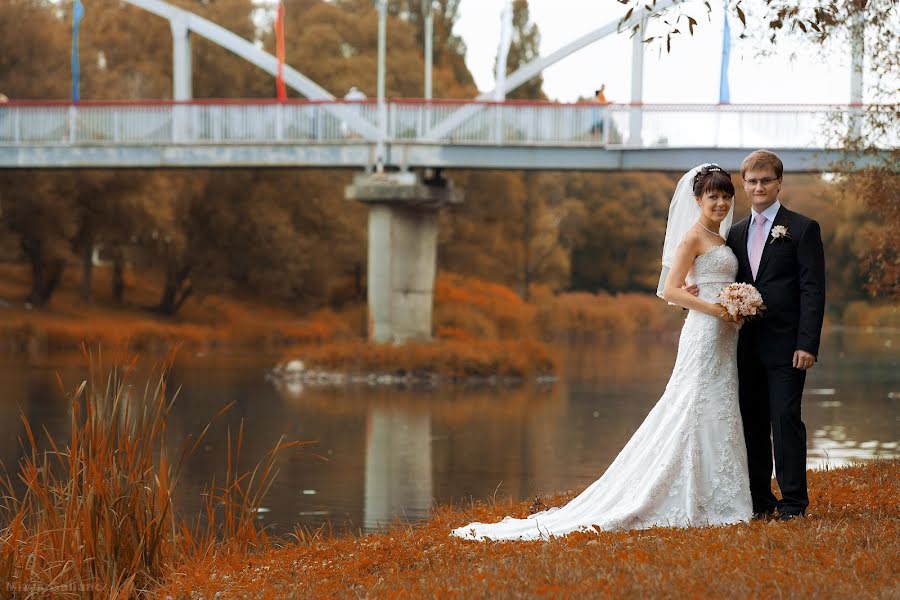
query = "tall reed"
(0, 348, 302, 598)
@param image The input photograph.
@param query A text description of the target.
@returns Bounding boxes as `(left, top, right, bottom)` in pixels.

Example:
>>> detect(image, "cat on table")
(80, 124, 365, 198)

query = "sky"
(452, 0, 866, 105)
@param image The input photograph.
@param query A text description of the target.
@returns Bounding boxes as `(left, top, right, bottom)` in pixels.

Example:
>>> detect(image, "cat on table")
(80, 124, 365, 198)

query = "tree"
(566, 172, 673, 293)
(0, 173, 77, 306)
(176, 0, 273, 98)
(386, 0, 477, 94)
(503, 0, 545, 101)
(0, 0, 70, 100)
(78, 0, 172, 100)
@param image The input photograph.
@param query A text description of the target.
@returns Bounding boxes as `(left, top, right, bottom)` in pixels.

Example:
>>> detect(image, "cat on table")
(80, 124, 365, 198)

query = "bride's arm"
(662, 233, 722, 318)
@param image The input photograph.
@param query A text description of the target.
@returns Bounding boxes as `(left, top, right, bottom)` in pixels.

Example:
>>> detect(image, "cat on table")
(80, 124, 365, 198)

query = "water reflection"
(364, 407, 432, 530)
(0, 329, 896, 534)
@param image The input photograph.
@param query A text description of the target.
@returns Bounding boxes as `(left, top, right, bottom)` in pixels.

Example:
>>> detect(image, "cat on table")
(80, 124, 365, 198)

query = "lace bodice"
(689, 244, 739, 303)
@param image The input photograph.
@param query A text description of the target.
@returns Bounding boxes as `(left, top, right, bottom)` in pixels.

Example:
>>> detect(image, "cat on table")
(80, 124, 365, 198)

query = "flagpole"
(72, 0, 84, 103)
(376, 0, 387, 172)
(275, 1, 287, 102)
(70, 0, 85, 144)
(716, 0, 731, 147)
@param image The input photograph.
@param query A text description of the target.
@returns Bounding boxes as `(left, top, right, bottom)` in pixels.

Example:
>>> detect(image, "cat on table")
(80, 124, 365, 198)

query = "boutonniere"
(769, 224, 791, 244)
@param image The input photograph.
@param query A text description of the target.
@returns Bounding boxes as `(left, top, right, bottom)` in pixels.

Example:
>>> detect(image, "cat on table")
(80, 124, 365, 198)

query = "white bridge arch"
(122, 0, 380, 138)
(123, 0, 680, 144)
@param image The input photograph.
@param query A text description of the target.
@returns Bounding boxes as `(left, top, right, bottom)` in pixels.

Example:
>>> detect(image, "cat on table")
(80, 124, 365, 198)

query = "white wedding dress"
(453, 245, 753, 541)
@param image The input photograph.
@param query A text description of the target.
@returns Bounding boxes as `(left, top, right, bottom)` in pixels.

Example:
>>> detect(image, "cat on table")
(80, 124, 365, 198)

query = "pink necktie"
(749, 213, 767, 279)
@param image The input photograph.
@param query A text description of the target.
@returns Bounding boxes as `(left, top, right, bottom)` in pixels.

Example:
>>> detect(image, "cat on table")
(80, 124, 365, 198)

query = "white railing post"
(13, 108, 20, 143)
(68, 105, 77, 144)
(316, 104, 325, 140)
(276, 103, 284, 141)
(602, 106, 611, 146)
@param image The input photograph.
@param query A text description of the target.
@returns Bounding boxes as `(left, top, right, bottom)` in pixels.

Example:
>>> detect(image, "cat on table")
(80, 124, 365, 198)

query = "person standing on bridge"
(726, 149, 825, 522)
(341, 86, 367, 138)
(590, 84, 609, 140)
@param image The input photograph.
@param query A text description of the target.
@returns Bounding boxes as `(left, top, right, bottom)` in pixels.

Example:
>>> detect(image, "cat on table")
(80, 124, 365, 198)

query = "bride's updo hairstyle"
(692, 164, 735, 199)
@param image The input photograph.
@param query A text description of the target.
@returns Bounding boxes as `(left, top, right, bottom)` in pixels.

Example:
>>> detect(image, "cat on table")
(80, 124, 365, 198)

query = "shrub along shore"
(0, 266, 689, 380)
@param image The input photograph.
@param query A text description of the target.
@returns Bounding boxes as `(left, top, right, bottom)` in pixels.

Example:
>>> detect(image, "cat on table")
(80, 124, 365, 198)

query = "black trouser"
(738, 342, 809, 515)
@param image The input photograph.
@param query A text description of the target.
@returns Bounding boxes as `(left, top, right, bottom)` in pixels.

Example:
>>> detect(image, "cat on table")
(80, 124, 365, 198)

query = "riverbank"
(0, 263, 363, 354)
(158, 459, 899, 598)
(0, 265, 688, 380)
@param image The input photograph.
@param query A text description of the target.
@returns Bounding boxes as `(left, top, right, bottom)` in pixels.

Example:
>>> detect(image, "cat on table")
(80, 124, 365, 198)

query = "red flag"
(275, 1, 287, 101)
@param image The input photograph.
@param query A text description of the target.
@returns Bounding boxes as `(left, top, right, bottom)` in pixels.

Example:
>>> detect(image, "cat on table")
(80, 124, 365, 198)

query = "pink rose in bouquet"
(718, 283, 766, 322)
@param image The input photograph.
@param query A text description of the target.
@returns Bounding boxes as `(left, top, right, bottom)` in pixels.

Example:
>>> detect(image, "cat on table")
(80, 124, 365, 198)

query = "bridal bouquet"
(718, 283, 765, 321)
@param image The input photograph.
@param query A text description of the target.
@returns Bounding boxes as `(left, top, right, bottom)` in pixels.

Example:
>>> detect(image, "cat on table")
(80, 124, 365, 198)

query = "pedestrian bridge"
(0, 100, 888, 172)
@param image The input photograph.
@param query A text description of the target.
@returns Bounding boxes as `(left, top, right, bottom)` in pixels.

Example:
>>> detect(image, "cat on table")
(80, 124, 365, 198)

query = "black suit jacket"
(726, 205, 826, 366)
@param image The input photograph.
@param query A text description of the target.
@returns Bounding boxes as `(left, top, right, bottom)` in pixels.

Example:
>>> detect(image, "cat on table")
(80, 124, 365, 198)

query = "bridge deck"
(0, 101, 890, 171)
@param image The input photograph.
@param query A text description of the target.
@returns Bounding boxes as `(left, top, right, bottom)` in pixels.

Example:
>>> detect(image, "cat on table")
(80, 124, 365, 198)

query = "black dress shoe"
(777, 512, 805, 522)
(751, 510, 775, 521)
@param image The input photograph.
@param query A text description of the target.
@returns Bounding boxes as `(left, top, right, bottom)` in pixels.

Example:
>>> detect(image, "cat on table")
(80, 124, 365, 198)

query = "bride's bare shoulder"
(676, 227, 703, 256)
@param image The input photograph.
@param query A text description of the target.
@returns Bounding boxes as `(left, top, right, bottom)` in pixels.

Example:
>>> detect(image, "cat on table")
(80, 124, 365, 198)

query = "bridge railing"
(396, 100, 886, 148)
(0, 100, 381, 144)
(0, 100, 891, 149)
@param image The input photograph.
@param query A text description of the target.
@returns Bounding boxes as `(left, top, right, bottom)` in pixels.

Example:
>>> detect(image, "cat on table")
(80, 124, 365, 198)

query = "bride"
(452, 164, 753, 540)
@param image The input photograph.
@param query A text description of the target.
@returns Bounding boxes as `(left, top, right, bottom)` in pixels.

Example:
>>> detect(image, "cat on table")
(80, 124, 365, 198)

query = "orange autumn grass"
(0, 349, 306, 598)
(276, 273, 555, 379)
(158, 459, 899, 599)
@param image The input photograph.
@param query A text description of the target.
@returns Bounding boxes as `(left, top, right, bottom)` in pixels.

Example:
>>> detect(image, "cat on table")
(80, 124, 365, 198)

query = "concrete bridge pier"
(346, 171, 463, 344)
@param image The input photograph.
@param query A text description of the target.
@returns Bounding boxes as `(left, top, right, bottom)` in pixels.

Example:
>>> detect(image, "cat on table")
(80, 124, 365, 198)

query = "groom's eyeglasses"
(743, 177, 781, 186)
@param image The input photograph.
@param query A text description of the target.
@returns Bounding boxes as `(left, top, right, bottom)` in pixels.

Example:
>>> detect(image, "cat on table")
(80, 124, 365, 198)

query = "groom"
(726, 150, 826, 521)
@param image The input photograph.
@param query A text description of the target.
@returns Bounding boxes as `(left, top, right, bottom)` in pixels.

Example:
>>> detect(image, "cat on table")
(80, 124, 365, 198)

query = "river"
(0, 329, 896, 535)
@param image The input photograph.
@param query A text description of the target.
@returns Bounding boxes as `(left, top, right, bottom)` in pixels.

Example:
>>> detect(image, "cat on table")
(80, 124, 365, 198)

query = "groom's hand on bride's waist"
(679, 285, 700, 311)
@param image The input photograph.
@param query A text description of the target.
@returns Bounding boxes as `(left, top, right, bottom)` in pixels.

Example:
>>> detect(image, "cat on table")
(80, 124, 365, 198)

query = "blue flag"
(719, 1, 731, 104)
(72, 0, 85, 103)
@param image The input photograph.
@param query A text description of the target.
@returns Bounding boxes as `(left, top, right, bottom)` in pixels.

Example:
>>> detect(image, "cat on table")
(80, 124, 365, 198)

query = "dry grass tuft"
(0, 349, 304, 598)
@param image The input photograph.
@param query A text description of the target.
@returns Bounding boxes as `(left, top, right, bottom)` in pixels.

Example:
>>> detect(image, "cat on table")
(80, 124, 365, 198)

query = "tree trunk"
(21, 237, 64, 307)
(80, 240, 93, 304)
(521, 190, 534, 302)
(111, 249, 125, 304)
(22, 237, 44, 305)
(157, 263, 192, 316)
(41, 259, 64, 305)
(354, 261, 364, 299)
